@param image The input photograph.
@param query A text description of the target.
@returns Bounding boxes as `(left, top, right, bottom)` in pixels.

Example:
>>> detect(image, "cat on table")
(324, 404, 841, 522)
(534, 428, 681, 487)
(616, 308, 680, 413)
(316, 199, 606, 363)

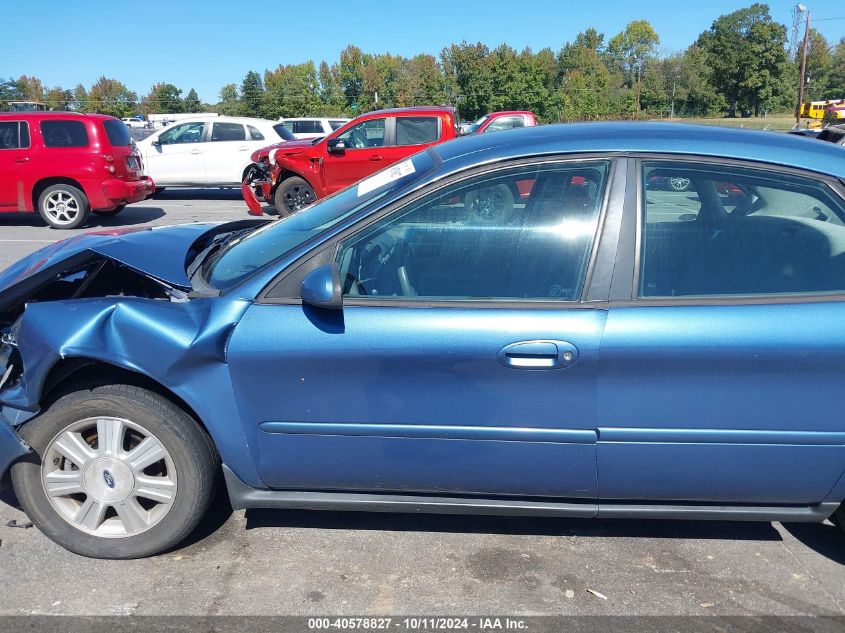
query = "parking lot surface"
(0, 191, 844, 616)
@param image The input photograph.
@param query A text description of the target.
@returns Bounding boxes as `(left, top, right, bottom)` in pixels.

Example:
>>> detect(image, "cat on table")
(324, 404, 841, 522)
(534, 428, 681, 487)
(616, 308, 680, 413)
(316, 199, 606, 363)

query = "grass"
(658, 113, 800, 132)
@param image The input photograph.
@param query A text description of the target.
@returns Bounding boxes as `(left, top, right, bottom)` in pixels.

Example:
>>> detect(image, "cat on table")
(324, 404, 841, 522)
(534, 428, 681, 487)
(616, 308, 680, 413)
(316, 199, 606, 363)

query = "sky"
(3, 0, 844, 103)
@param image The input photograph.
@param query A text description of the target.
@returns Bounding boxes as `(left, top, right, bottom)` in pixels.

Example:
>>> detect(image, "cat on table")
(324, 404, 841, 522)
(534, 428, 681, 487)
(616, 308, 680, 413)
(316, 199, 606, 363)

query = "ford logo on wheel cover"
(103, 470, 116, 489)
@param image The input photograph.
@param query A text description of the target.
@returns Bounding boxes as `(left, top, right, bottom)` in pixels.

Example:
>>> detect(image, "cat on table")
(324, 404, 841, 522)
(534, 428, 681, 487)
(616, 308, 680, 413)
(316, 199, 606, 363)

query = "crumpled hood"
(0, 222, 250, 315)
(250, 138, 314, 162)
(0, 223, 218, 291)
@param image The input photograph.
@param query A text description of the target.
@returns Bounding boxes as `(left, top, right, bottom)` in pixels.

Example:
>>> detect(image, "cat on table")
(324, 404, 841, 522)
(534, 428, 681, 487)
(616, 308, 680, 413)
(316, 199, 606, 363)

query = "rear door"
(598, 158, 845, 505)
(0, 120, 30, 210)
(228, 158, 622, 499)
(391, 115, 441, 163)
(204, 121, 251, 185)
(321, 117, 388, 194)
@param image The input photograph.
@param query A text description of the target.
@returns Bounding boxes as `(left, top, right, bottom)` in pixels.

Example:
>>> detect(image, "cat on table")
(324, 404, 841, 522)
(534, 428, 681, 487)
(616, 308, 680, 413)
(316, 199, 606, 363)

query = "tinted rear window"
(102, 119, 132, 146)
(41, 120, 89, 148)
(395, 116, 439, 146)
(272, 124, 296, 141)
(0, 121, 28, 149)
(329, 120, 347, 130)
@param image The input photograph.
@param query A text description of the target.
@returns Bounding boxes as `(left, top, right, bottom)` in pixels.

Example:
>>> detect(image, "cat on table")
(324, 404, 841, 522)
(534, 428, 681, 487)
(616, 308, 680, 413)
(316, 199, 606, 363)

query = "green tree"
(608, 20, 660, 116)
(16, 75, 44, 103)
(184, 88, 203, 112)
(558, 29, 623, 120)
(263, 62, 320, 118)
(141, 83, 183, 114)
(440, 42, 495, 119)
(318, 61, 346, 114)
(218, 83, 239, 115)
(661, 46, 725, 117)
(71, 84, 89, 111)
(339, 45, 366, 111)
(87, 77, 137, 117)
(697, 4, 790, 116)
(44, 87, 73, 111)
(0, 77, 23, 108)
(826, 38, 845, 97)
(239, 70, 264, 117)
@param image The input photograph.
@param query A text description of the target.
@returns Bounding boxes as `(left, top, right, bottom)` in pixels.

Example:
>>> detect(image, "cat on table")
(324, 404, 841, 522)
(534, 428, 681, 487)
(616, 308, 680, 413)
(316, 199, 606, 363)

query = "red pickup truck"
(243, 106, 458, 216)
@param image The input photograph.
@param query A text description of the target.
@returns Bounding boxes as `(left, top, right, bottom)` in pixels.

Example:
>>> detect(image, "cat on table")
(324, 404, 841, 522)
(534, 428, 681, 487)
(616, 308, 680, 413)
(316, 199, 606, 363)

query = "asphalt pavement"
(0, 191, 843, 617)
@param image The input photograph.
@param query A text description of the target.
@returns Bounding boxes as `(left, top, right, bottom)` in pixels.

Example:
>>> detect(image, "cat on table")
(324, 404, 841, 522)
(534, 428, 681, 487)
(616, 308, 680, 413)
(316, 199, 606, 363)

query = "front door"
(145, 121, 207, 185)
(321, 117, 388, 194)
(228, 159, 617, 499)
(598, 159, 845, 505)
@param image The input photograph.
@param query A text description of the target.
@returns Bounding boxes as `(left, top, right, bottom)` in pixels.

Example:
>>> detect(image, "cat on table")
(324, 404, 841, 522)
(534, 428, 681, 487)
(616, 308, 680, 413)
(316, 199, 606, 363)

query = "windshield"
(466, 115, 490, 135)
(205, 151, 437, 290)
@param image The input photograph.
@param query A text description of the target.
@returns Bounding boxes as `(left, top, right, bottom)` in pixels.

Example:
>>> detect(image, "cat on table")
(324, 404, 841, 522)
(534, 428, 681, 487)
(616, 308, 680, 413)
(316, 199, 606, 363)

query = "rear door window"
(41, 120, 89, 147)
(247, 125, 265, 141)
(484, 116, 525, 133)
(102, 119, 132, 146)
(395, 116, 440, 146)
(329, 120, 347, 130)
(0, 121, 29, 149)
(211, 122, 246, 142)
(639, 161, 845, 297)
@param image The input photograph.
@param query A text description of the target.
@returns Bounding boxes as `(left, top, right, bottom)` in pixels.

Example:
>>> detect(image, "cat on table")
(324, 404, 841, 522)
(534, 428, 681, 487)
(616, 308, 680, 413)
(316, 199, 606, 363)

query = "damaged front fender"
(0, 295, 264, 486)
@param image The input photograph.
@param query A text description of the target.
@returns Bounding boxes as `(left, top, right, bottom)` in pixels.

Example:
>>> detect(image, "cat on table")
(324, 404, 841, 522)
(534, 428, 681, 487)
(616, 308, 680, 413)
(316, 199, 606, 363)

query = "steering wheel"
(393, 238, 419, 297)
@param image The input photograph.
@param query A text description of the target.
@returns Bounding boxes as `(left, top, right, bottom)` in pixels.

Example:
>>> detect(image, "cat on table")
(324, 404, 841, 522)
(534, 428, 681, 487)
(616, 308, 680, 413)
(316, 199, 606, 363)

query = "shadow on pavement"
(0, 207, 166, 229)
(154, 188, 243, 201)
(244, 507, 783, 542)
(782, 521, 845, 566)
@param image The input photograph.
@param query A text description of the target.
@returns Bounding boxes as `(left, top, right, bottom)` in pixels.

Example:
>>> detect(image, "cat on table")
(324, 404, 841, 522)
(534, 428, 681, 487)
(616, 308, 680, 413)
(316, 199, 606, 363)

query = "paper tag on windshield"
(357, 159, 416, 197)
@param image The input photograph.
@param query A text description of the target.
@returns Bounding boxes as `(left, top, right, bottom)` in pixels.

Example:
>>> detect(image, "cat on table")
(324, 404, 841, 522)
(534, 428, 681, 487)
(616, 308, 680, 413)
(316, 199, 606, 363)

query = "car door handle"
(497, 340, 579, 370)
(369, 155, 384, 161)
(15, 157, 29, 163)
(238, 146, 249, 151)
(190, 149, 202, 155)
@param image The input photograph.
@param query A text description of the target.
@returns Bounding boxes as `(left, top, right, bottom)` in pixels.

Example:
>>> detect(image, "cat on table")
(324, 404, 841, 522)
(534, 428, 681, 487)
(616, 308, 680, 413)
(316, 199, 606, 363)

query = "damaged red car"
(243, 106, 458, 217)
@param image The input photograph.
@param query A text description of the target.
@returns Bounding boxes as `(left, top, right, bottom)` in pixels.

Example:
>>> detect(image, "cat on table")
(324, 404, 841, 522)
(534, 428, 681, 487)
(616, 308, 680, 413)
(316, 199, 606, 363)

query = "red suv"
(0, 112, 155, 229)
(243, 106, 457, 216)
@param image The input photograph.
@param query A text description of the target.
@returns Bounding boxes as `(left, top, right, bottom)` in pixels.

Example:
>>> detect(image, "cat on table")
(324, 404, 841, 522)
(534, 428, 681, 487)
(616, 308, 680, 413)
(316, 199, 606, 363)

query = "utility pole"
(796, 5, 810, 126)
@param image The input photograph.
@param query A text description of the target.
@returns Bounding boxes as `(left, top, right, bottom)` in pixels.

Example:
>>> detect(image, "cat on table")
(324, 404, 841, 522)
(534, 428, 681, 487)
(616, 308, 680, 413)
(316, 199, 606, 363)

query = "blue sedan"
(1, 122, 845, 558)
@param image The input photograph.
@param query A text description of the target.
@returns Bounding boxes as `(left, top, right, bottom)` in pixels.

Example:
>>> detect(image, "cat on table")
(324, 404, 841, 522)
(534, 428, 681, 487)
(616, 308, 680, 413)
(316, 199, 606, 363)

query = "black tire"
(37, 184, 90, 229)
(274, 176, 316, 217)
(11, 384, 218, 559)
(832, 505, 845, 531)
(92, 204, 126, 217)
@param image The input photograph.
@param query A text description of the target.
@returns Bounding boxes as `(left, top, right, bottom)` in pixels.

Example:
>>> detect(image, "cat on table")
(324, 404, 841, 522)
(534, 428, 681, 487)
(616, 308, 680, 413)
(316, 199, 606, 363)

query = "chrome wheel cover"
(43, 191, 82, 225)
(41, 417, 177, 538)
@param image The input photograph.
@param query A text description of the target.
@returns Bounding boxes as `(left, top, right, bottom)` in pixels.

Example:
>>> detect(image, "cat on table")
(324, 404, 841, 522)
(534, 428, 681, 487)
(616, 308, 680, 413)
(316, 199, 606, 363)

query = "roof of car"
(359, 106, 456, 117)
(432, 122, 845, 178)
(0, 111, 114, 121)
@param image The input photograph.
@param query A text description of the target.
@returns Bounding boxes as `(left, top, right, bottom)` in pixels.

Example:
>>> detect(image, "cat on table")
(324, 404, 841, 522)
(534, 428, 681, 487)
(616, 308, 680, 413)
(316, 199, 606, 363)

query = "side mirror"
(326, 138, 347, 153)
(300, 263, 343, 310)
(152, 138, 162, 147)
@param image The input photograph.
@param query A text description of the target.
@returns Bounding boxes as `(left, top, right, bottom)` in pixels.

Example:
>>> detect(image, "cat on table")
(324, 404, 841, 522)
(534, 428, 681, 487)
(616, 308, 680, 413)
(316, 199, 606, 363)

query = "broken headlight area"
(0, 326, 22, 392)
(0, 258, 173, 327)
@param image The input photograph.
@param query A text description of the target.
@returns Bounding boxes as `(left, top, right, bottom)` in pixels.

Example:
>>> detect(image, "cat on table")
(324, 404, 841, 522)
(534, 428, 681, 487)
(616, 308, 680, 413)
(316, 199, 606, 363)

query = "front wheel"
(11, 384, 218, 559)
(37, 184, 90, 229)
(274, 176, 316, 217)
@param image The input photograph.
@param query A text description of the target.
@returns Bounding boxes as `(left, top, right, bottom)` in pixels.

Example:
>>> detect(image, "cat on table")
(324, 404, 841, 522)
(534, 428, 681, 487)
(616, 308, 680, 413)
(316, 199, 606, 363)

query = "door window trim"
(625, 155, 845, 306)
(0, 121, 29, 150)
(258, 154, 625, 308)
